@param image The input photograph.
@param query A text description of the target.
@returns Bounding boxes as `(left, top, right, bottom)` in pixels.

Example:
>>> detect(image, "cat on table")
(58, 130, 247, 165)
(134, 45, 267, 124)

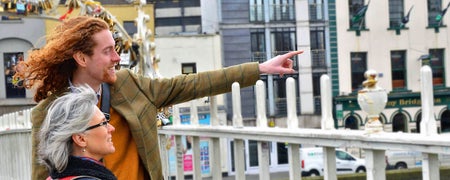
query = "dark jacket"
(47, 156, 116, 180)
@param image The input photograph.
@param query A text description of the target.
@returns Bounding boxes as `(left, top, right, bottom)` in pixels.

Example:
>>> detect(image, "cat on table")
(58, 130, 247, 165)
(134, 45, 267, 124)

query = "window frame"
(350, 52, 367, 92)
(388, 0, 404, 28)
(428, 48, 445, 87)
(349, 0, 367, 30)
(181, 63, 197, 74)
(390, 50, 407, 90)
(428, 0, 442, 27)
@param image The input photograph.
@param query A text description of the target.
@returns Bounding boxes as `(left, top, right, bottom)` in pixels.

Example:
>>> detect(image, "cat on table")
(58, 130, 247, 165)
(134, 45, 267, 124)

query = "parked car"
(300, 147, 366, 176)
(386, 150, 450, 169)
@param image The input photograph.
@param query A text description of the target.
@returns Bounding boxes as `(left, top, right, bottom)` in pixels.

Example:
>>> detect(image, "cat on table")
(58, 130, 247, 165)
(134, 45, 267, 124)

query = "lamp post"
(357, 70, 387, 133)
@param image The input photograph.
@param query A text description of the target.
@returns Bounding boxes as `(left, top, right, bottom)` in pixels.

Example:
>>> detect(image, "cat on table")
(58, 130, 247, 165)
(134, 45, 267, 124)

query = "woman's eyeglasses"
(85, 113, 110, 131)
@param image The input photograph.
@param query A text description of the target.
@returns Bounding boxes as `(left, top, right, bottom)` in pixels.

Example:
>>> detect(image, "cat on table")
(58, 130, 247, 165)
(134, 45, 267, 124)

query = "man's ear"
(72, 133, 87, 147)
(73, 52, 87, 67)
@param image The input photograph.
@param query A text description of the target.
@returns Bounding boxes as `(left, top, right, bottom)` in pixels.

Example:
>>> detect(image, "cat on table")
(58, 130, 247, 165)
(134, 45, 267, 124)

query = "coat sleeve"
(114, 62, 260, 109)
(31, 98, 55, 180)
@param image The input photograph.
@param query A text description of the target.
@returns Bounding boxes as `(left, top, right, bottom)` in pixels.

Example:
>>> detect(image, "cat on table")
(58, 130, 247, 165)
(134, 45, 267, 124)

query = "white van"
(386, 150, 450, 169)
(300, 147, 366, 176)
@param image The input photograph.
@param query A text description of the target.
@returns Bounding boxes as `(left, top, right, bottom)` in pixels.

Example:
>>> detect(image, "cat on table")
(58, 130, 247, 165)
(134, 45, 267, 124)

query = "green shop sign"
(335, 94, 450, 111)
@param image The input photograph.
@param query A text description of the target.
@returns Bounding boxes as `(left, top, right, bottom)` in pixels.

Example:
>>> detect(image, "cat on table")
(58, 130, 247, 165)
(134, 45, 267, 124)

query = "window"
(351, 52, 367, 91)
(153, 0, 200, 8)
(310, 27, 325, 50)
(155, 16, 201, 27)
(391, 50, 406, 89)
(271, 28, 298, 70)
(181, 63, 197, 74)
(3, 52, 26, 98)
(349, 0, 366, 29)
(312, 73, 327, 96)
(388, 0, 404, 28)
(429, 49, 445, 86)
(309, 0, 325, 21)
(250, 29, 266, 63)
(123, 21, 137, 36)
(250, 0, 295, 22)
(269, 0, 295, 21)
(310, 27, 326, 68)
(250, 0, 265, 22)
(428, 0, 442, 27)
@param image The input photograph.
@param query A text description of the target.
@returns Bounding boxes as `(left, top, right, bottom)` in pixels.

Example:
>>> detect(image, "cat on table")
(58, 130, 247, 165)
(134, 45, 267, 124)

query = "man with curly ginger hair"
(14, 16, 303, 180)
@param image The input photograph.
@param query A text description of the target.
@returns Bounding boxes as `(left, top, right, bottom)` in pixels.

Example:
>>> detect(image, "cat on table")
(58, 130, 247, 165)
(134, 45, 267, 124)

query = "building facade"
(151, 0, 330, 175)
(0, 1, 153, 115)
(332, 0, 450, 133)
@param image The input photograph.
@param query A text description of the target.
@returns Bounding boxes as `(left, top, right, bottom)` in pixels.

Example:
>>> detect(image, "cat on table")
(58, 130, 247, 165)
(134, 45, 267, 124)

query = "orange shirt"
(103, 108, 147, 180)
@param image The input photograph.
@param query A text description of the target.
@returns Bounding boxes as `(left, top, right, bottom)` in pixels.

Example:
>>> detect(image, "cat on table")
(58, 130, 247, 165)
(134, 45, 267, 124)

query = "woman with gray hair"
(38, 85, 116, 180)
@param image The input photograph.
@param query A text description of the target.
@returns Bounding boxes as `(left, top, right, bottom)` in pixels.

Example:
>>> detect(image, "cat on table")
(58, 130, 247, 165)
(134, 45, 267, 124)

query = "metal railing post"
(232, 82, 246, 180)
(286, 78, 301, 180)
(420, 65, 439, 180)
(255, 80, 270, 180)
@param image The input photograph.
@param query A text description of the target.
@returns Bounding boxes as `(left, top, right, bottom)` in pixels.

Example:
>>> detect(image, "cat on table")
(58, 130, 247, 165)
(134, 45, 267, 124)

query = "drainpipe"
(264, 0, 275, 117)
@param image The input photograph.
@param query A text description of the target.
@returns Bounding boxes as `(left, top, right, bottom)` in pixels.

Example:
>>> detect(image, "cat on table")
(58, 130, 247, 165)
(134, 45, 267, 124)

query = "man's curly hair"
(14, 16, 110, 102)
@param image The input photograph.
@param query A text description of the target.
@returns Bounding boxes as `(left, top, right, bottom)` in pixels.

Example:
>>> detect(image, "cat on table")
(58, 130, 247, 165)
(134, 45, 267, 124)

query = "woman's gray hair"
(38, 85, 98, 173)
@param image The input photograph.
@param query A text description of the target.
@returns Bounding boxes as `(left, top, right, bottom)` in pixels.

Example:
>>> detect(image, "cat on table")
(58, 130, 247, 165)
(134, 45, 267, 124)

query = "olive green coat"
(31, 62, 260, 180)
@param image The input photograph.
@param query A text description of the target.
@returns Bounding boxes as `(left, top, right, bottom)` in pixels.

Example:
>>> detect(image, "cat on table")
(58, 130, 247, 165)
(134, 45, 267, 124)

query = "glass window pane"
(428, 0, 442, 27)
(388, 0, 404, 28)
(270, 0, 295, 21)
(250, 0, 264, 22)
(351, 52, 367, 91)
(4, 52, 26, 98)
(391, 50, 406, 89)
(349, 0, 366, 29)
(429, 49, 445, 85)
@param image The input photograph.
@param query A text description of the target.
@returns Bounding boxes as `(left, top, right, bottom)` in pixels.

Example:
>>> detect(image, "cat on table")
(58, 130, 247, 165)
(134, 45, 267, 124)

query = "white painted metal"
(160, 126, 450, 154)
(255, 80, 270, 180)
(175, 135, 185, 180)
(422, 153, 440, 180)
(192, 136, 202, 180)
(365, 149, 386, 180)
(323, 147, 337, 180)
(286, 78, 301, 180)
(420, 65, 437, 135)
(320, 75, 335, 130)
(159, 134, 169, 179)
(190, 100, 199, 126)
(232, 82, 243, 128)
(189, 100, 202, 179)
(320, 75, 337, 180)
(173, 105, 181, 125)
(420, 65, 439, 180)
(209, 96, 223, 180)
(232, 82, 245, 180)
(256, 80, 268, 128)
(288, 144, 301, 180)
(3, 69, 450, 179)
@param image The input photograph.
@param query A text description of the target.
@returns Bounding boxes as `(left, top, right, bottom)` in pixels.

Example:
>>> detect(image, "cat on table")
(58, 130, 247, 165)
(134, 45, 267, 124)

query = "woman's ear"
(73, 52, 87, 67)
(72, 133, 87, 147)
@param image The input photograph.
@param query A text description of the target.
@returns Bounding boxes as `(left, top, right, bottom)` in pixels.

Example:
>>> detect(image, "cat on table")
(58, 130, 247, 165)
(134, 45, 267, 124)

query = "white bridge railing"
(1, 66, 449, 180)
(158, 66, 450, 180)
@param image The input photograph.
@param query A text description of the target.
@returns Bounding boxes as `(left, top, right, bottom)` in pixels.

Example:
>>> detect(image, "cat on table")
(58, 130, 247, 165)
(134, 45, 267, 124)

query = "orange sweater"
(103, 108, 147, 180)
